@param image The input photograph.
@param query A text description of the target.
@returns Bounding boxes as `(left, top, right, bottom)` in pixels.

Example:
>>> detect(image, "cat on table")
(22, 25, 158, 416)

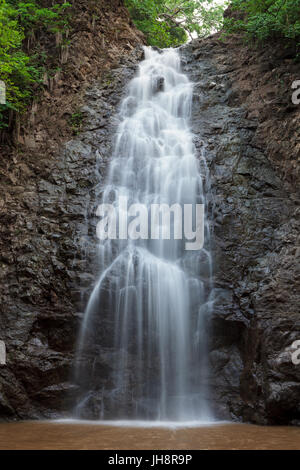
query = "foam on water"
(56, 419, 227, 430)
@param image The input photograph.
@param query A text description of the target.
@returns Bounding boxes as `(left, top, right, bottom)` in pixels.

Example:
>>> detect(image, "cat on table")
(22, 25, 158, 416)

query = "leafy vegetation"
(0, 0, 70, 130)
(224, 0, 300, 48)
(3, 0, 298, 134)
(69, 110, 84, 135)
(125, 0, 226, 48)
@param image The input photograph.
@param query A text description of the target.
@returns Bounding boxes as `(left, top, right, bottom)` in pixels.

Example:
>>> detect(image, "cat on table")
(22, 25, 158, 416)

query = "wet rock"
(181, 40, 299, 425)
(0, 47, 142, 421)
(152, 76, 165, 94)
(0, 31, 298, 425)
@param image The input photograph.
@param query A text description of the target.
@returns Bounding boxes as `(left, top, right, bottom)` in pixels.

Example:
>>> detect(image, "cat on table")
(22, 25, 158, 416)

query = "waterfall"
(75, 47, 213, 422)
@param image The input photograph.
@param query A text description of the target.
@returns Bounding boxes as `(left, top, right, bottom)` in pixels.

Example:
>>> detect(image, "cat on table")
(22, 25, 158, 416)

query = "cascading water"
(75, 47, 214, 422)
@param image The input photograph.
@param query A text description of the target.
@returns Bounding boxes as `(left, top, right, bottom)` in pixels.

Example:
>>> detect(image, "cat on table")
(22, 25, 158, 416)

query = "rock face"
(74, 40, 300, 425)
(181, 39, 300, 425)
(0, 32, 299, 423)
(0, 47, 144, 420)
(0, 0, 144, 421)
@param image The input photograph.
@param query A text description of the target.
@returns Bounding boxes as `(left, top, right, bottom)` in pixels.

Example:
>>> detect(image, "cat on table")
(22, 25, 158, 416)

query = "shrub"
(0, 0, 70, 131)
(224, 0, 300, 46)
(125, 0, 226, 48)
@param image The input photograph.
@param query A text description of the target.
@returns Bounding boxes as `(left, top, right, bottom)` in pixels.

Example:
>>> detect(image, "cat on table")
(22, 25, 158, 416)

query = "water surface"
(0, 422, 299, 450)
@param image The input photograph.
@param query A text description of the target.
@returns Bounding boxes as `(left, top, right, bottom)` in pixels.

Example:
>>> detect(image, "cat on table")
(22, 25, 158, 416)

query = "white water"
(76, 47, 213, 421)
(57, 419, 225, 429)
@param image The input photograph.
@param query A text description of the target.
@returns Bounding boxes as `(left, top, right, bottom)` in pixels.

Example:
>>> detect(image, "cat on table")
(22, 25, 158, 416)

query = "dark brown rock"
(182, 37, 300, 425)
(0, 20, 299, 425)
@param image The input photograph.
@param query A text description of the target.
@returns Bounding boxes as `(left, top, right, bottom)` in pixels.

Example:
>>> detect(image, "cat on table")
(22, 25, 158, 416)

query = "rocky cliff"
(182, 36, 300, 425)
(0, 0, 144, 420)
(0, 6, 299, 423)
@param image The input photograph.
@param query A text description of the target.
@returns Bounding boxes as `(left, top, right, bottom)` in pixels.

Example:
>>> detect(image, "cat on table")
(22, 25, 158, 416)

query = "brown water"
(0, 421, 299, 450)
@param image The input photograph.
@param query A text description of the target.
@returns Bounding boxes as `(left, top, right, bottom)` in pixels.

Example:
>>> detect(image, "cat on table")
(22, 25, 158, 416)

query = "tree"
(0, 0, 70, 130)
(125, 0, 227, 48)
(224, 0, 300, 45)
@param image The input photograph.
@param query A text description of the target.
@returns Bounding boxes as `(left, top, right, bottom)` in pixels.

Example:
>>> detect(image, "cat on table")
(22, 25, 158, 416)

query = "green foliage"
(224, 0, 300, 46)
(125, 0, 227, 48)
(8, 1, 70, 34)
(69, 110, 84, 135)
(0, 0, 71, 130)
